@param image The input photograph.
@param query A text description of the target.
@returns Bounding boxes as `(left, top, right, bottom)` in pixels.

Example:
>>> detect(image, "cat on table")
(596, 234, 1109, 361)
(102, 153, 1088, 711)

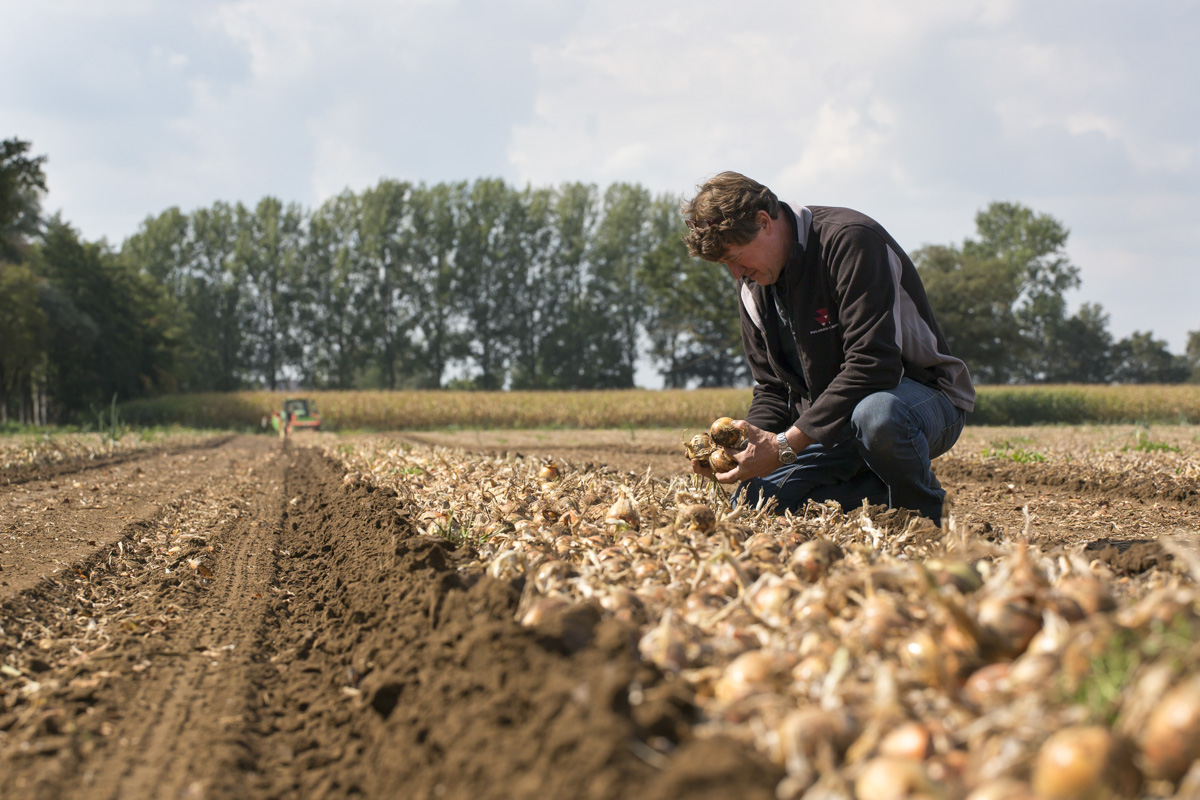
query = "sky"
(4, 0, 1198, 379)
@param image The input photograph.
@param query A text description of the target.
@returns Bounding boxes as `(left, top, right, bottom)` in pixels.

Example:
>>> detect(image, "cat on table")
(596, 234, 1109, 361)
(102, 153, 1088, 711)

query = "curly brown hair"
(680, 171, 781, 261)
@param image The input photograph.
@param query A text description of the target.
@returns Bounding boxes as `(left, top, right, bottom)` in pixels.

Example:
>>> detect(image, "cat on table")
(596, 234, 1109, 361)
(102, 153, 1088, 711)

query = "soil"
(1, 424, 1196, 798)
(0, 435, 780, 800)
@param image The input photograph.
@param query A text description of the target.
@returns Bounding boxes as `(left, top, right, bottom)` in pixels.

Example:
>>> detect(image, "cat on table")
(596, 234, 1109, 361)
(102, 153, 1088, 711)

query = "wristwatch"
(776, 431, 798, 465)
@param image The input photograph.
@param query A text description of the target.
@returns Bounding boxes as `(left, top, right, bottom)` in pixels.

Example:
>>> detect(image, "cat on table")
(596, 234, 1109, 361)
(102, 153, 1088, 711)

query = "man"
(682, 171, 974, 525)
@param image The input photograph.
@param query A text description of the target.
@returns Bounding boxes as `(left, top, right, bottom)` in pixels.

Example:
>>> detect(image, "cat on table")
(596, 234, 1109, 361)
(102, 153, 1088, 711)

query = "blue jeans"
(733, 379, 965, 524)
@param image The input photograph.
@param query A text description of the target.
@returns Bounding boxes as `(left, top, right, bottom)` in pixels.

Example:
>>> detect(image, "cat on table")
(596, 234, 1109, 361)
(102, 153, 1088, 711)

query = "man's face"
(719, 211, 788, 285)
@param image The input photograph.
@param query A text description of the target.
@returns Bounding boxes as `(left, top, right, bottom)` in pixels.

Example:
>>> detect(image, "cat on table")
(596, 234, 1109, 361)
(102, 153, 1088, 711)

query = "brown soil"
(0, 435, 779, 800)
(3, 425, 1196, 798)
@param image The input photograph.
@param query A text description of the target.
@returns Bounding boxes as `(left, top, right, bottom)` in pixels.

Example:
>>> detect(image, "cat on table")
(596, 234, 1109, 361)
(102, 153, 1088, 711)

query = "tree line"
(1, 137, 1197, 425)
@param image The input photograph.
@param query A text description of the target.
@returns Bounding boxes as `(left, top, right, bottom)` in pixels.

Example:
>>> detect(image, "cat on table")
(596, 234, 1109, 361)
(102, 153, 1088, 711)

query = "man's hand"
(710, 420, 812, 484)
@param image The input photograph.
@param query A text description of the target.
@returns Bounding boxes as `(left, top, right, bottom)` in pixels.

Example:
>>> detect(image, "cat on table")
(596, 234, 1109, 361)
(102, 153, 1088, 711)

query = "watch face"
(777, 433, 797, 464)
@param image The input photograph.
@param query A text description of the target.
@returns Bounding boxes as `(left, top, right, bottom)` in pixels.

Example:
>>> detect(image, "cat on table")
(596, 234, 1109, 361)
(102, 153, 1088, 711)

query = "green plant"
(1123, 428, 1181, 454)
(431, 512, 477, 546)
(92, 394, 127, 450)
(986, 436, 1035, 451)
(1066, 628, 1138, 725)
(981, 444, 1047, 463)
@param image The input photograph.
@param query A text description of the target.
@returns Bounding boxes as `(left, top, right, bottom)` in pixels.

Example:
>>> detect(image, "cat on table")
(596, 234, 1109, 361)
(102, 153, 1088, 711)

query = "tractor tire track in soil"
(935, 457, 1200, 510)
(1, 437, 779, 800)
(0, 434, 236, 488)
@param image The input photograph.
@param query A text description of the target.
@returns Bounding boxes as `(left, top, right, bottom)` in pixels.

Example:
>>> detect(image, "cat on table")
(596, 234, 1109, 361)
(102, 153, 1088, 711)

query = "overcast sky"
(4, 0, 1197, 373)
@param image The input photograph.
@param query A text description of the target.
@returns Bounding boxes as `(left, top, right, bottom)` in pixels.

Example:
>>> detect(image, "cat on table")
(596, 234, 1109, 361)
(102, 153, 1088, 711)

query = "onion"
(632, 559, 660, 581)
(791, 538, 844, 582)
(713, 649, 794, 703)
(962, 662, 1011, 708)
(1007, 651, 1059, 693)
(977, 593, 1042, 659)
(676, 503, 716, 533)
(683, 432, 715, 461)
(964, 779, 1038, 800)
(1059, 618, 1117, 684)
(879, 720, 934, 761)
(709, 416, 745, 448)
(926, 558, 983, 593)
(708, 448, 737, 473)
(519, 596, 569, 626)
(1031, 725, 1138, 800)
(487, 549, 525, 581)
(533, 559, 572, 593)
(777, 706, 858, 777)
(1055, 575, 1115, 617)
(637, 612, 688, 673)
(747, 580, 792, 627)
(605, 490, 639, 530)
(1141, 673, 1200, 782)
(854, 757, 934, 800)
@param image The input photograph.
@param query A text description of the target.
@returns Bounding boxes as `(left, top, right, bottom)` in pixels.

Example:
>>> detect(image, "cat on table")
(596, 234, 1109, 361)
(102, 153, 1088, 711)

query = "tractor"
(269, 397, 322, 436)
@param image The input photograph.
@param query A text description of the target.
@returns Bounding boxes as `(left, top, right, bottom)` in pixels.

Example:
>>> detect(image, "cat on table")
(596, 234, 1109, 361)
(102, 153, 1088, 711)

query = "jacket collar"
(783, 202, 812, 251)
(739, 203, 813, 336)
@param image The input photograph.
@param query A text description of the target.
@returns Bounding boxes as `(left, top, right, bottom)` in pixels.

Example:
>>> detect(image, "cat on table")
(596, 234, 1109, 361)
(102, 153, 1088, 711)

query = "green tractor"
(269, 397, 322, 436)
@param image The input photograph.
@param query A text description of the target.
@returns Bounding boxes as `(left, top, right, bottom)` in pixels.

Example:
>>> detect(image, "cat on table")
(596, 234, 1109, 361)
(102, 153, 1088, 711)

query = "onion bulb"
(1141, 673, 1200, 782)
(709, 417, 745, 448)
(708, 448, 737, 473)
(1032, 725, 1138, 800)
(791, 538, 844, 582)
(605, 490, 639, 530)
(854, 757, 934, 800)
(675, 503, 716, 533)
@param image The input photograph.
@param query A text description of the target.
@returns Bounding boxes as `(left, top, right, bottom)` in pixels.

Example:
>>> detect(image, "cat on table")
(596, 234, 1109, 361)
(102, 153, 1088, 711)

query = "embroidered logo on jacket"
(810, 307, 838, 335)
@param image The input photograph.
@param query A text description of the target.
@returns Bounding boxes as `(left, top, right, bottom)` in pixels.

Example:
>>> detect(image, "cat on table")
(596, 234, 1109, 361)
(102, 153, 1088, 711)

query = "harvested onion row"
(328, 437, 1200, 799)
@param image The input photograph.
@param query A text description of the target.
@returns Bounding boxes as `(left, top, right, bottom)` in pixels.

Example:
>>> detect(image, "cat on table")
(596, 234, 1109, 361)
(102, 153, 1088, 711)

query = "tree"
(917, 202, 1111, 383)
(914, 244, 1024, 383)
(33, 217, 180, 413)
(0, 263, 48, 423)
(641, 196, 746, 387)
(1111, 331, 1189, 383)
(232, 198, 305, 390)
(506, 186, 555, 389)
(120, 207, 208, 389)
(405, 182, 466, 388)
(1187, 329, 1200, 383)
(191, 203, 250, 390)
(584, 183, 657, 388)
(457, 178, 521, 389)
(303, 190, 369, 388)
(0, 138, 47, 261)
(1040, 303, 1113, 383)
(537, 183, 599, 388)
(356, 180, 422, 389)
(965, 202, 1081, 382)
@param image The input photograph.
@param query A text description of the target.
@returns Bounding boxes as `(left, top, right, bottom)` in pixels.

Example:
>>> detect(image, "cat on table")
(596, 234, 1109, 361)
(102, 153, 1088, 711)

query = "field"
(1, 422, 1199, 799)
(118, 384, 1200, 430)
